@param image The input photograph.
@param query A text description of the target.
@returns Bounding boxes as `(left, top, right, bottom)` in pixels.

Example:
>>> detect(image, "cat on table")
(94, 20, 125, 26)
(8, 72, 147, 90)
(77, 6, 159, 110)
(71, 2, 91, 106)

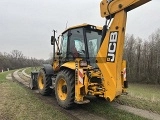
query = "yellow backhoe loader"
(30, 0, 151, 109)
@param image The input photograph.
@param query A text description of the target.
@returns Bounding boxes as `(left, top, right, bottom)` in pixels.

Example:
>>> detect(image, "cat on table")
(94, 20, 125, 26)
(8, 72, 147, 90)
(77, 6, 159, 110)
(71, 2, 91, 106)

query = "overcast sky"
(0, 0, 159, 59)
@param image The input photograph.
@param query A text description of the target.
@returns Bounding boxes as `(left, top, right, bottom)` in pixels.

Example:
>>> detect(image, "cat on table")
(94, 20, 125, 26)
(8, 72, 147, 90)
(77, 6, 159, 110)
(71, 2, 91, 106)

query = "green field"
(25, 67, 41, 75)
(0, 71, 69, 120)
(80, 98, 147, 120)
(24, 67, 160, 115)
(1, 70, 158, 120)
(115, 83, 160, 114)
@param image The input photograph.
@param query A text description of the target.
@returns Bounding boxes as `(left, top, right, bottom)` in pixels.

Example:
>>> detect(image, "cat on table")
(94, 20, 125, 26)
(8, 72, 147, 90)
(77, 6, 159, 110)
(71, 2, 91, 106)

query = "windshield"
(61, 27, 102, 65)
(75, 40, 85, 52)
(69, 28, 85, 58)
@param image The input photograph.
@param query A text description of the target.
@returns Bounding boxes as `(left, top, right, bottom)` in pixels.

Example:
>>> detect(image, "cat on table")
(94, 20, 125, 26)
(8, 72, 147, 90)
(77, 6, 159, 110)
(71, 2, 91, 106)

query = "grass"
(23, 66, 160, 115)
(80, 83, 160, 119)
(0, 71, 69, 120)
(127, 83, 160, 102)
(18, 68, 24, 72)
(25, 67, 41, 75)
(115, 83, 160, 114)
(80, 98, 147, 120)
(0, 71, 14, 83)
(15, 68, 151, 119)
(0, 70, 155, 120)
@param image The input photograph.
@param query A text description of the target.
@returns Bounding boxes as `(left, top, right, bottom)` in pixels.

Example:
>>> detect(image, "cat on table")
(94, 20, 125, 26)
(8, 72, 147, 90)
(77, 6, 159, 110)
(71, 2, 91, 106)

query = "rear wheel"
(37, 69, 52, 96)
(55, 69, 75, 109)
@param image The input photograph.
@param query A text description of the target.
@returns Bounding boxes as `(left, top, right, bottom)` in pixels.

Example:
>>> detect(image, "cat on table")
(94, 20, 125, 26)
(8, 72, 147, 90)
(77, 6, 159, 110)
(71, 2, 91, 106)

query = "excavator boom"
(96, 0, 151, 101)
(100, 0, 151, 18)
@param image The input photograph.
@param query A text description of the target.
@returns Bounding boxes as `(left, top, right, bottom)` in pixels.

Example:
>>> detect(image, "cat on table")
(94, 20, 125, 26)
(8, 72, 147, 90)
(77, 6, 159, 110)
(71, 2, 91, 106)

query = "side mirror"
(51, 36, 56, 45)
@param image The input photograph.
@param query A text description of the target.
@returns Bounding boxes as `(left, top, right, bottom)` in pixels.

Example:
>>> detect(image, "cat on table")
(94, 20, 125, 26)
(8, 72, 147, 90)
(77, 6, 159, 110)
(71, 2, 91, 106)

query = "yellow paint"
(61, 62, 76, 70)
(62, 23, 102, 34)
(75, 59, 85, 102)
(96, 0, 151, 101)
(38, 73, 44, 90)
(60, 60, 86, 102)
(96, 10, 126, 101)
(53, 60, 60, 71)
(100, 0, 151, 18)
(84, 74, 89, 94)
(57, 78, 67, 100)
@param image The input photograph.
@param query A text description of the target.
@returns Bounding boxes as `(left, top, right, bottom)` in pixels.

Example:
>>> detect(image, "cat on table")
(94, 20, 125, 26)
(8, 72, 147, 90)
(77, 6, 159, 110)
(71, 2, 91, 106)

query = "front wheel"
(55, 69, 75, 109)
(37, 69, 52, 96)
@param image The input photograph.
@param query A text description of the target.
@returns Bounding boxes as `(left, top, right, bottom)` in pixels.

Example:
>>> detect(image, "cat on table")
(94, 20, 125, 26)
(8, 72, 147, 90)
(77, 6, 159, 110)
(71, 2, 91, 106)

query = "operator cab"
(61, 24, 102, 68)
(51, 24, 102, 68)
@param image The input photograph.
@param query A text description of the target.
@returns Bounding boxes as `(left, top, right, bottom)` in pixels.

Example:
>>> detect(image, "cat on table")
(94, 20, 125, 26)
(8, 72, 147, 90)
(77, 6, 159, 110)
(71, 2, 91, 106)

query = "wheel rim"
(38, 73, 44, 90)
(57, 78, 67, 100)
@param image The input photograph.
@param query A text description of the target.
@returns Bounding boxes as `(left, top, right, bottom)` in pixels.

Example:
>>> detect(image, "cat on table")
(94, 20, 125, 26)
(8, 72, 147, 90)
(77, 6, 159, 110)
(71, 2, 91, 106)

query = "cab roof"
(62, 23, 102, 34)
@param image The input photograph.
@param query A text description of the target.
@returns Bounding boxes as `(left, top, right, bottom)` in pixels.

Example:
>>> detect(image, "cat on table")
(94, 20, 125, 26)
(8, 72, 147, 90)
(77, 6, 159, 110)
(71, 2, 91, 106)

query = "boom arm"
(96, 0, 151, 101)
(100, 0, 151, 18)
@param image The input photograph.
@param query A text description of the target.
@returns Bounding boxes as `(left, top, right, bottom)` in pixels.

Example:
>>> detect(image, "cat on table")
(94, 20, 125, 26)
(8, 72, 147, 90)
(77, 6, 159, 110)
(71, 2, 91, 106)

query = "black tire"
(55, 69, 75, 109)
(37, 69, 52, 96)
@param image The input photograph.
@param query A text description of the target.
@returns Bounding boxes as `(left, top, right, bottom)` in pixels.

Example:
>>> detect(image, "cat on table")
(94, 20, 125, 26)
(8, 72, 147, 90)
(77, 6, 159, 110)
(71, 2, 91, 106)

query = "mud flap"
(30, 71, 39, 90)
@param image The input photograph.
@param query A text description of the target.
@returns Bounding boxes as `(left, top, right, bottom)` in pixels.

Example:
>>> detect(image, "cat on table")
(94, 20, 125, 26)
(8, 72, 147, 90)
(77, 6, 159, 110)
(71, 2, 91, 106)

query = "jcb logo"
(107, 32, 118, 62)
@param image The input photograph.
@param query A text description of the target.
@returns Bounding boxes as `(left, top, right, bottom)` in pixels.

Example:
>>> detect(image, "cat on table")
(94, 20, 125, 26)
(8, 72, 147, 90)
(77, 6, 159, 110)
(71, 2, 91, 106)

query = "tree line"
(124, 29, 160, 84)
(0, 50, 46, 72)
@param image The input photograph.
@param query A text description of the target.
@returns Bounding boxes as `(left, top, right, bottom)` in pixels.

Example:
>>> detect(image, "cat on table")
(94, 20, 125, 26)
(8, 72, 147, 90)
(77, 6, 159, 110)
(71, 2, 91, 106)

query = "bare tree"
(0, 50, 47, 72)
(124, 28, 160, 84)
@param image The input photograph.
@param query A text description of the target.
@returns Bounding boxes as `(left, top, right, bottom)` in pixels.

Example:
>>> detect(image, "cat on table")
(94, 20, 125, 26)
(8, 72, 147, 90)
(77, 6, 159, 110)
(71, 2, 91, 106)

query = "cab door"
(60, 31, 68, 64)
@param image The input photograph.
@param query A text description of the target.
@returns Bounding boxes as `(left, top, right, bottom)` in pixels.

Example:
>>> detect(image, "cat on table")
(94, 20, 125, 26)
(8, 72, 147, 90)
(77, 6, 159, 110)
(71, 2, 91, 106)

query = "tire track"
(12, 70, 106, 120)
(12, 69, 160, 120)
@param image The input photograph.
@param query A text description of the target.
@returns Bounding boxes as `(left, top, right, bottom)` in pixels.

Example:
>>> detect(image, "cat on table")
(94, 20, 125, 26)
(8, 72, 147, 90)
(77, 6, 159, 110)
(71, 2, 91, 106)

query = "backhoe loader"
(30, 0, 151, 109)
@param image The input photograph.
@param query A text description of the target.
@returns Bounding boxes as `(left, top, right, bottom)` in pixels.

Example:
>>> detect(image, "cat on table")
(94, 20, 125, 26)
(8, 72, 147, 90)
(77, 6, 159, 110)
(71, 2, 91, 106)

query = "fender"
(60, 62, 75, 70)
(42, 64, 54, 75)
